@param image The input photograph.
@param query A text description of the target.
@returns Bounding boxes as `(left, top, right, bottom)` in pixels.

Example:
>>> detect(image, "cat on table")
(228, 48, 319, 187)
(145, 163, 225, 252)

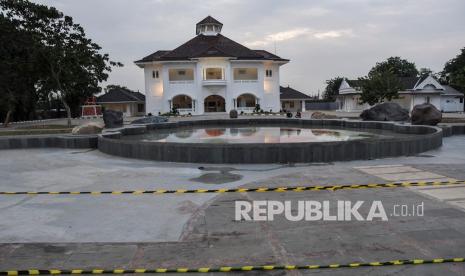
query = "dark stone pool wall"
(0, 134, 98, 150)
(98, 119, 443, 164)
(440, 124, 465, 137)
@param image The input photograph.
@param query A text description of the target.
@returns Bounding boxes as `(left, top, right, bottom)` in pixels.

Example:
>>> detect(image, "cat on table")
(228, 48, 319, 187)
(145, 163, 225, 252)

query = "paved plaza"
(0, 135, 465, 275)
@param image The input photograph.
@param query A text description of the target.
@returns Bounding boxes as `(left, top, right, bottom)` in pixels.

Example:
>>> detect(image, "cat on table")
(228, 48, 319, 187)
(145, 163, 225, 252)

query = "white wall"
(199, 58, 229, 114)
(229, 61, 264, 111)
(411, 94, 441, 111)
(263, 63, 281, 112)
(441, 96, 464, 112)
(338, 95, 370, 112)
(143, 58, 283, 115)
(144, 64, 164, 115)
(338, 93, 450, 113)
(164, 63, 197, 114)
(281, 100, 302, 112)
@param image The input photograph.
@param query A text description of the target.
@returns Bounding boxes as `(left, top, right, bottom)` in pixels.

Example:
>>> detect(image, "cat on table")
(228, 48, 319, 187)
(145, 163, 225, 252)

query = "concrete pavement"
(0, 136, 465, 274)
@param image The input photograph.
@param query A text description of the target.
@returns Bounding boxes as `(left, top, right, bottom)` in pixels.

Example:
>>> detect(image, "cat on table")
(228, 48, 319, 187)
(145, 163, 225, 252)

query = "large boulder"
(311, 111, 338, 119)
(411, 103, 442, 125)
(103, 110, 123, 128)
(130, 116, 168, 124)
(360, 102, 409, 121)
(71, 122, 103, 135)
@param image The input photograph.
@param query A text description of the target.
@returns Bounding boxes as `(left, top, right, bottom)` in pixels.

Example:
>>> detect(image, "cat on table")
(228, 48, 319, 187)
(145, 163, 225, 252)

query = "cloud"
(269, 28, 310, 42)
(245, 28, 353, 47)
(313, 29, 353, 39)
(298, 7, 330, 16)
(244, 28, 308, 47)
(29, 0, 465, 96)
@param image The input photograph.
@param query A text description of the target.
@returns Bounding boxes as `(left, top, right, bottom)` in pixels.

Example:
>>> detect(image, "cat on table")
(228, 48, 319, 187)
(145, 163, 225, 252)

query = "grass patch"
(15, 124, 75, 129)
(0, 128, 72, 136)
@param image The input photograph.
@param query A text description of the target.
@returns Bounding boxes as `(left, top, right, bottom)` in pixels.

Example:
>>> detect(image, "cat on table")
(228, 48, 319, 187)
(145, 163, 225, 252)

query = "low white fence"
(177, 108, 194, 115)
(236, 107, 255, 113)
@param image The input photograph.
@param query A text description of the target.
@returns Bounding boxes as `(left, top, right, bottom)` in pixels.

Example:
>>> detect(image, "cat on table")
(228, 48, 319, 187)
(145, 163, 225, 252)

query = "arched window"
(237, 94, 256, 108)
(204, 95, 225, 112)
(172, 95, 193, 109)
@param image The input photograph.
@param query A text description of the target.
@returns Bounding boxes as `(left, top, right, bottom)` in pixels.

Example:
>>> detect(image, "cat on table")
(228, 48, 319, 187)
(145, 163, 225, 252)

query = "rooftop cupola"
(196, 16, 223, 36)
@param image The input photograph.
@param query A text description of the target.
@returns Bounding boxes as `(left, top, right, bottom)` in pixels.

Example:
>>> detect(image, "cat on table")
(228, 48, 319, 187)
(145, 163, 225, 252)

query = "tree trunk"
(60, 97, 72, 128)
(3, 109, 13, 128)
(52, 69, 72, 128)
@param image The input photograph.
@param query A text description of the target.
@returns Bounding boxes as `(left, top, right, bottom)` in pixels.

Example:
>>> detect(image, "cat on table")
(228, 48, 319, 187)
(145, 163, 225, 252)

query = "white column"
(301, 100, 306, 112)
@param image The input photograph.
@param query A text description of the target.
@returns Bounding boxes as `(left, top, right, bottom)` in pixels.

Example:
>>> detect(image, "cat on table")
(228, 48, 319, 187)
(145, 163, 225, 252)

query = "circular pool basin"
(126, 126, 375, 144)
(98, 118, 442, 164)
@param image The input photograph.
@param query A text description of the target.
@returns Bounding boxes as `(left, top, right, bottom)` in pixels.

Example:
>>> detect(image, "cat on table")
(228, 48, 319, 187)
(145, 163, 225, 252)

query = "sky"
(33, 0, 465, 96)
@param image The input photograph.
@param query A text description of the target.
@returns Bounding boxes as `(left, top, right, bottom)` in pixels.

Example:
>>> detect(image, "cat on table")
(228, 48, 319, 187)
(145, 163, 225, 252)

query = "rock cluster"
(360, 102, 409, 121)
(71, 122, 103, 135)
(311, 111, 338, 119)
(103, 110, 123, 128)
(411, 103, 442, 125)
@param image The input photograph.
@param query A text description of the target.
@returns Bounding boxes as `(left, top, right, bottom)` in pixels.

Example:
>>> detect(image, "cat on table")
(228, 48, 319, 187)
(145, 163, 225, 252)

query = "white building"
(135, 16, 289, 115)
(337, 75, 464, 113)
(441, 85, 465, 113)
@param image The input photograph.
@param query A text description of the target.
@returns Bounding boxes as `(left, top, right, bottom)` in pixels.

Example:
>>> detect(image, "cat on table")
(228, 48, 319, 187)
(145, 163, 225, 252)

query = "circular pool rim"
(120, 125, 380, 144)
(98, 118, 443, 164)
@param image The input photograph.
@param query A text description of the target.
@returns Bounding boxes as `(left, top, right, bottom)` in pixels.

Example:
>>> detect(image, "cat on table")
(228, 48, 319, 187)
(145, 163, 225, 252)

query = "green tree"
(369, 56, 418, 78)
(104, 84, 129, 93)
(323, 77, 343, 101)
(0, 14, 43, 126)
(0, 0, 122, 127)
(441, 47, 465, 93)
(359, 70, 403, 105)
(359, 57, 417, 105)
(419, 67, 433, 77)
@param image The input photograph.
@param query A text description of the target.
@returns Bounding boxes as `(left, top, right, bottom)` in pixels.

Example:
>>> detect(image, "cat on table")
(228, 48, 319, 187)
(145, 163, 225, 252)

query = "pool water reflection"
(129, 127, 375, 144)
